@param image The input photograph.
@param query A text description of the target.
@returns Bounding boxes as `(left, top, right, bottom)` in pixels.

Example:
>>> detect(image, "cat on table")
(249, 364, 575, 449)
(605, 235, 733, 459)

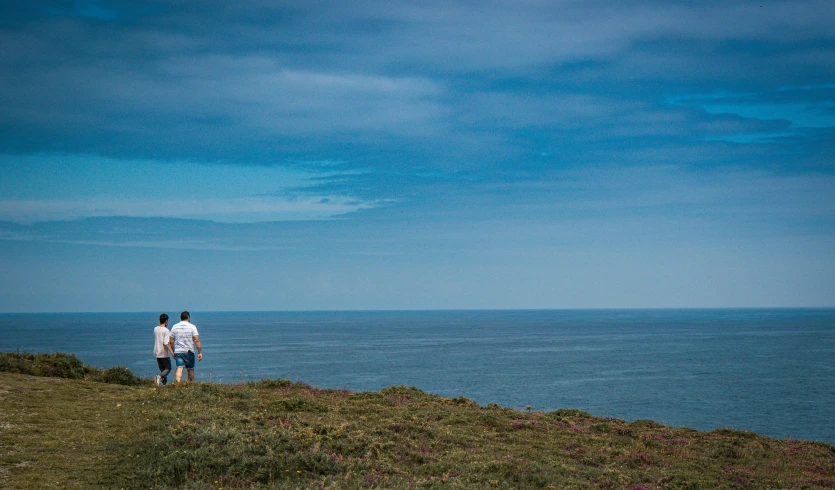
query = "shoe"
(153, 375, 160, 387)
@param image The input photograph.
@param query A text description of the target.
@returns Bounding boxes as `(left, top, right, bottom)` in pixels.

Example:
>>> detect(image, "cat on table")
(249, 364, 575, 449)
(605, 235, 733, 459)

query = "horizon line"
(2, 306, 834, 315)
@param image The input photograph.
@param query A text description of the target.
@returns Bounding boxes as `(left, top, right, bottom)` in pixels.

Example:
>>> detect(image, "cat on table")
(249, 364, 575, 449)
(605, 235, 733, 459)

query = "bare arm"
(167, 337, 175, 357)
(193, 335, 202, 361)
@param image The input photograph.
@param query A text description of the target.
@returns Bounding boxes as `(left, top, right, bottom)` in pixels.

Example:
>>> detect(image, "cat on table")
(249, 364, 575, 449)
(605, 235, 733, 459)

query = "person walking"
(170, 311, 203, 382)
(153, 313, 175, 386)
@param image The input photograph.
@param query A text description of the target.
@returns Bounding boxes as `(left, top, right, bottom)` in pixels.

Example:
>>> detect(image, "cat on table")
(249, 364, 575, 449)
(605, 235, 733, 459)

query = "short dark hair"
(159, 313, 169, 324)
(180, 311, 190, 321)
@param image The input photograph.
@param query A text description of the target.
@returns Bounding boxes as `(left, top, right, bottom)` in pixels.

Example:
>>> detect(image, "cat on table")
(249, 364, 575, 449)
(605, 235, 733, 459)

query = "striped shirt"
(170, 321, 199, 354)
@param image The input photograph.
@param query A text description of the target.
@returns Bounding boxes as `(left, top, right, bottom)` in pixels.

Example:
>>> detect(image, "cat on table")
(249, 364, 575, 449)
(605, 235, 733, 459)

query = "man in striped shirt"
(170, 311, 203, 382)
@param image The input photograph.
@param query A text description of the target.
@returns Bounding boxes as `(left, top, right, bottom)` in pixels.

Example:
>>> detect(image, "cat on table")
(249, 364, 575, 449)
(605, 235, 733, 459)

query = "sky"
(1, 0, 834, 312)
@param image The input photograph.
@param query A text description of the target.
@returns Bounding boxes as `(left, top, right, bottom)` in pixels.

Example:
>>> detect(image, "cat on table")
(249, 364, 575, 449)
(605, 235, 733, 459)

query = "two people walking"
(153, 311, 203, 385)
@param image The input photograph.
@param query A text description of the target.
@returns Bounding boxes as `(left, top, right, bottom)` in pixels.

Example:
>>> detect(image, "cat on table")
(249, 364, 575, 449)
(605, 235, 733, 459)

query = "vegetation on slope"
(0, 351, 144, 385)
(1, 352, 834, 489)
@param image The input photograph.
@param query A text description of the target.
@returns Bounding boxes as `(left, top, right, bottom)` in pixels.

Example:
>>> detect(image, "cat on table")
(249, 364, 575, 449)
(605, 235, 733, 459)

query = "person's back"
(171, 320, 197, 354)
(153, 324, 172, 357)
(170, 311, 202, 382)
(152, 313, 173, 386)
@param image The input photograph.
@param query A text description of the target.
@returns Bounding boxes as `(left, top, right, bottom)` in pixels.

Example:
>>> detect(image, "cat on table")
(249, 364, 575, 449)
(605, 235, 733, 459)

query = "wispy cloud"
(0, 195, 380, 224)
(667, 85, 835, 142)
(0, 152, 383, 223)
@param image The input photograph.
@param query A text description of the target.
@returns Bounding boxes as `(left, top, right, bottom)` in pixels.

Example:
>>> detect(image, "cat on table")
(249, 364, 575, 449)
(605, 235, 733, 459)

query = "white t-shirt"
(153, 326, 171, 358)
(170, 321, 199, 354)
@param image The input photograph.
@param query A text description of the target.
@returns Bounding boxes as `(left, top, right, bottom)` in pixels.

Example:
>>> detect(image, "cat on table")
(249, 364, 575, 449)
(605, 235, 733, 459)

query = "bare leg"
(175, 367, 184, 382)
(187, 369, 195, 382)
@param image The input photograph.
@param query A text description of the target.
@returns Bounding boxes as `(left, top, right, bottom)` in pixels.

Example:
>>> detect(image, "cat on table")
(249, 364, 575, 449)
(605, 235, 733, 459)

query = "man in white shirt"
(153, 313, 175, 386)
(170, 311, 203, 382)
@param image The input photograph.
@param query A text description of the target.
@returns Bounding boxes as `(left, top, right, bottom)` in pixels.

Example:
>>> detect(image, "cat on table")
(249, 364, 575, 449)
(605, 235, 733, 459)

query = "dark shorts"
(174, 351, 195, 370)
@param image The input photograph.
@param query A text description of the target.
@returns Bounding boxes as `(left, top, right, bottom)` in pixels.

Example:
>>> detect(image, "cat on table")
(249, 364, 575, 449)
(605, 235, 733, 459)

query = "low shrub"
(0, 351, 144, 386)
(0, 351, 91, 379)
(91, 366, 143, 386)
(0, 351, 34, 375)
(35, 352, 91, 379)
(247, 378, 293, 389)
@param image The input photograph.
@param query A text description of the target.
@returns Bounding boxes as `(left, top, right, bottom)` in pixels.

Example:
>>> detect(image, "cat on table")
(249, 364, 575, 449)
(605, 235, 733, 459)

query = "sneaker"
(153, 375, 160, 387)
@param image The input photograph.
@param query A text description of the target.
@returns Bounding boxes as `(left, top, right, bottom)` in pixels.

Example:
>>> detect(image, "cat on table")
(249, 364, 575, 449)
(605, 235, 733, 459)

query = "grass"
(1, 353, 834, 489)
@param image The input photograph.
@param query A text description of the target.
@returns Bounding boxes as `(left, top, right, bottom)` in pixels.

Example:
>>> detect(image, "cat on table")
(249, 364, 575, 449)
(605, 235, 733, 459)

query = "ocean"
(1, 309, 833, 444)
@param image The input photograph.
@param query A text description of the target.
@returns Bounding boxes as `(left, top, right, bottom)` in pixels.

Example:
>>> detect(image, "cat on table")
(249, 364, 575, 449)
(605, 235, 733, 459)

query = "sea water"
(1, 309, 833, 444)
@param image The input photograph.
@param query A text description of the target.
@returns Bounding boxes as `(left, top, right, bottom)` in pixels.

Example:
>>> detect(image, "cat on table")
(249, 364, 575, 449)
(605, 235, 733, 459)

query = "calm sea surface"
(1, 309, 833, 444)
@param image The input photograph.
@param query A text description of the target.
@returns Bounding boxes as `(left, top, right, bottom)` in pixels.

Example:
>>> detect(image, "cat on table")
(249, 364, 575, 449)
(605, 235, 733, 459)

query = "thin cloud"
(0, 195, 379, 224)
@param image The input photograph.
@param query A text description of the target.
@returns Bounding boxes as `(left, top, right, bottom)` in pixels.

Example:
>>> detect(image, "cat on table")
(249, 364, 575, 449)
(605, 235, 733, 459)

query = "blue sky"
(1, 0, 834, 312)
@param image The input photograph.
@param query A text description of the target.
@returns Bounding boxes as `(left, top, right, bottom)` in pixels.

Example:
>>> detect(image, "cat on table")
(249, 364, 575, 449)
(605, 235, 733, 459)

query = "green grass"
(1, 353, 834, 489)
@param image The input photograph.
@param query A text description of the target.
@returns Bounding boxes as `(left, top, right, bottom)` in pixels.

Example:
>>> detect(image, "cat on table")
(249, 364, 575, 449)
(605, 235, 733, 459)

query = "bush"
(247, 378, 293, 389)
(32, 352, 90, 379)
(0, 351, 144, 386)
(92, 366, 143, 386)
(0, 352, 34, 375)
(0, 351, 91, 379)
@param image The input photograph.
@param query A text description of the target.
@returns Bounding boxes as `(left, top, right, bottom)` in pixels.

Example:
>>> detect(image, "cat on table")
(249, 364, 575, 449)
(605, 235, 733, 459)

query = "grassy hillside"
(1, 353, 834, 489)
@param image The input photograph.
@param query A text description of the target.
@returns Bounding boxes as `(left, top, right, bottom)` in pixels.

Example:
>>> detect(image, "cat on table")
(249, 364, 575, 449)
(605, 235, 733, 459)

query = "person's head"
(159, 313, 169, 325)
(180, 311, 190, 321)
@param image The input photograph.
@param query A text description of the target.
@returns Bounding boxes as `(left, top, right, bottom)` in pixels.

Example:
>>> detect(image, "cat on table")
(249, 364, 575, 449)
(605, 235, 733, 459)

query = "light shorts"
(174, 351, 195, 370)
